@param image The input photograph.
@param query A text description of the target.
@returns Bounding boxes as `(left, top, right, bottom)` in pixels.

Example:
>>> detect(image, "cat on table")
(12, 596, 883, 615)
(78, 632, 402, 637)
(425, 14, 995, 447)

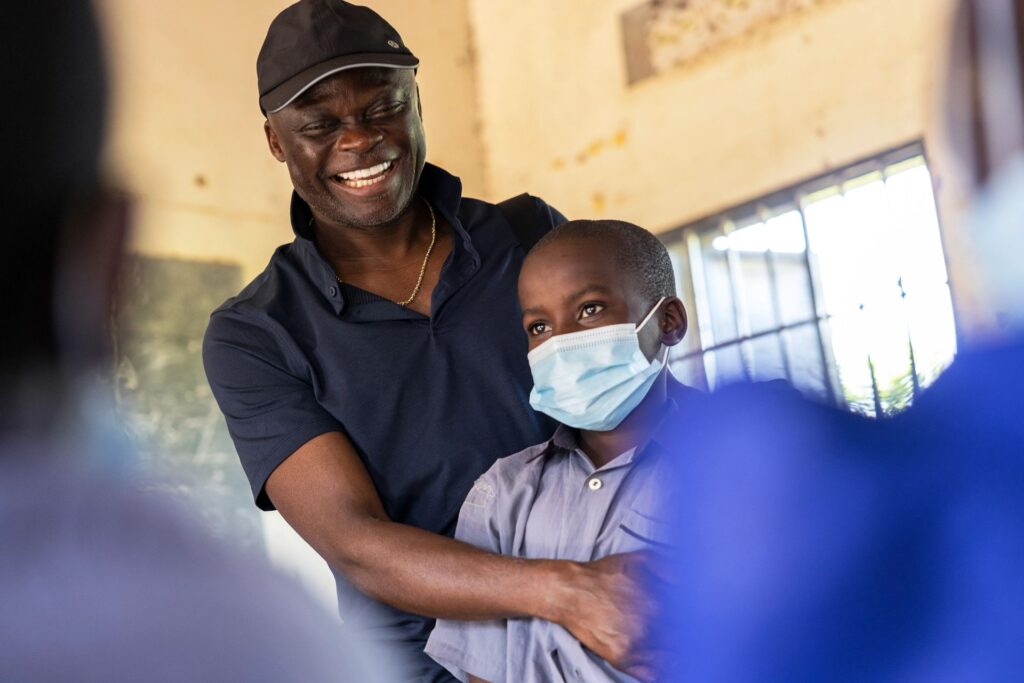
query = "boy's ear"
(659, 297, 688, 347)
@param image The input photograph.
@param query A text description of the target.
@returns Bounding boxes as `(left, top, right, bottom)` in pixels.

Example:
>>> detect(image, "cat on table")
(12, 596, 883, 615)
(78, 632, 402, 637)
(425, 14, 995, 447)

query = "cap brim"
(261, 52, 419, 114)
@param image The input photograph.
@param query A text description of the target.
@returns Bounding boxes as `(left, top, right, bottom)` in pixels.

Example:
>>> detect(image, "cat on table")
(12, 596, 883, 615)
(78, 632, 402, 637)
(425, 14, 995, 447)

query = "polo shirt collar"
(287, 162, 480, 316)
(289, 194, 342, 313)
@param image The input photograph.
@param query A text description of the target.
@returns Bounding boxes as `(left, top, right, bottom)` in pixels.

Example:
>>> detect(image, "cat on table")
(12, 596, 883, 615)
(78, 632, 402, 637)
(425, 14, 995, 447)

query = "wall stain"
(628, 0, 838, 84)
(554, 126, 630, 169)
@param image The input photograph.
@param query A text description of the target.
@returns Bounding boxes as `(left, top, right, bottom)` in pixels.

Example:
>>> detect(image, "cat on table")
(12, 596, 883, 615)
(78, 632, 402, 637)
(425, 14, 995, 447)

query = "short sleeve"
(425, 469, 508, 682)
(535, 196, 569, 228)
(203, 309, 343, 511)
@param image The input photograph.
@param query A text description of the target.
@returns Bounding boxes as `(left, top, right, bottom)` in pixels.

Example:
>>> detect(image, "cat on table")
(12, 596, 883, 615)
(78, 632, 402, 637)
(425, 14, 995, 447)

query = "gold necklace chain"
(334, 197, 437, 307)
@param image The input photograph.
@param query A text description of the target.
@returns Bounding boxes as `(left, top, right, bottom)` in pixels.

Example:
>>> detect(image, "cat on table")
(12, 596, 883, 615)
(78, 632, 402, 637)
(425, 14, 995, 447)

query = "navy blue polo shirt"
(202, 163, 564, 677)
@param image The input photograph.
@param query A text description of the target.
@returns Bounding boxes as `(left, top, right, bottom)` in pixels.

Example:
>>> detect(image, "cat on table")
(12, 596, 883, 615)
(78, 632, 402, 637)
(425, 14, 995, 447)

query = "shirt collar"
(534, 397, 681, 470)
(287, 162, 479, 316)
(645, 396, 682, 456)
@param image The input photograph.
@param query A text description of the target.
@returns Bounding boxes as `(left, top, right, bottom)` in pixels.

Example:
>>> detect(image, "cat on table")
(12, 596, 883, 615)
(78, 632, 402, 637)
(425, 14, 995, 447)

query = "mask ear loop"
(658, 343, 671, 364)
(635, 296, 668, 331)
(636, 297, 671, 366)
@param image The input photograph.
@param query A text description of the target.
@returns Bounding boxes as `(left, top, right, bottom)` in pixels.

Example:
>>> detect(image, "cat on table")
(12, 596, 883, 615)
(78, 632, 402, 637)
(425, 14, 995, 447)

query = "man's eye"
(528, 322, 550, 336)
(368, 103, 404, 119)
(301, 121, 335, 134)
(580, 303, 605, 318)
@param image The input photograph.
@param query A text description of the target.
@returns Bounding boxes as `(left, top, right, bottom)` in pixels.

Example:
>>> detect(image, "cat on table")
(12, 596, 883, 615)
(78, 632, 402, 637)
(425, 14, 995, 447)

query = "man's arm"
(266, 431, 651, 672)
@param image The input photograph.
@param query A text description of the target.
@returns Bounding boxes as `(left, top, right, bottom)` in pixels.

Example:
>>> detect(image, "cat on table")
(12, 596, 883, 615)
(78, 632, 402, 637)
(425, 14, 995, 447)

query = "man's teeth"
(336, 161, 392, 187)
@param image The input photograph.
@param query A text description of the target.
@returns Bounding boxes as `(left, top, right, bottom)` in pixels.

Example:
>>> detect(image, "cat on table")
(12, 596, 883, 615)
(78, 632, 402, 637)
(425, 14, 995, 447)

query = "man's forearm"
(265, 435, 647, 673)
(317, 516, 582, 622)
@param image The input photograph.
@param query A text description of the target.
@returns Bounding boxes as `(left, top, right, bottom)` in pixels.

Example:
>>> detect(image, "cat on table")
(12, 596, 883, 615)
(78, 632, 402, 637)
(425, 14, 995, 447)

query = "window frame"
(660, 140, 957, 415)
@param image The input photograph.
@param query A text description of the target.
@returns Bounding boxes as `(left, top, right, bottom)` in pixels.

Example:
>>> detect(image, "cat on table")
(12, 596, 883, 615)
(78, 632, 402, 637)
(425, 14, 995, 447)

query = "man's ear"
(264, 119, 286, 162)
(659, 297, 688, 347)
(415, 84, 423, 121)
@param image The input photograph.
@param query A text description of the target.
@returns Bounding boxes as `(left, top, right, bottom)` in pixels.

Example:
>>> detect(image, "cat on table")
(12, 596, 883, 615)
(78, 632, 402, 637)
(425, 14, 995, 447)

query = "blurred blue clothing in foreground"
(660, 342, 1024, 682)
(0, 395, 402, 683)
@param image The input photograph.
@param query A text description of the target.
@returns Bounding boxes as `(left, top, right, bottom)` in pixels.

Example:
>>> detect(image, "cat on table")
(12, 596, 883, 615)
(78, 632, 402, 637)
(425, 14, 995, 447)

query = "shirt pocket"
(615, 507, 675, 552)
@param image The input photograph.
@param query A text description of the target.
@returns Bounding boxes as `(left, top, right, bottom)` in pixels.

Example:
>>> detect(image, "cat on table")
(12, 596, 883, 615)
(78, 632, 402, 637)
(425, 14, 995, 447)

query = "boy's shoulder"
(476, 438, 555, 491)
(457, 439, 556, 535)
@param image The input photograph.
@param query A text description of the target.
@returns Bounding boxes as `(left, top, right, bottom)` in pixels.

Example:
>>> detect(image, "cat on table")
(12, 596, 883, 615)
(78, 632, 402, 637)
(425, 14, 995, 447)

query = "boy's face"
(518, 236, 682, 359)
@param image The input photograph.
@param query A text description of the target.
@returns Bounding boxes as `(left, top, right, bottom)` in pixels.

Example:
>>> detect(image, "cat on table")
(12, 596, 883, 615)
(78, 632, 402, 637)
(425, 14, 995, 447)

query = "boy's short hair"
(533, 219, 677, 305)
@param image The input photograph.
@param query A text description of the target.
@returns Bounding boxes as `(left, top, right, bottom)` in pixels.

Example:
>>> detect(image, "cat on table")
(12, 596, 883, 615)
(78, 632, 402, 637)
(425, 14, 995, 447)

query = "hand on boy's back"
(565, 551, 668, 682)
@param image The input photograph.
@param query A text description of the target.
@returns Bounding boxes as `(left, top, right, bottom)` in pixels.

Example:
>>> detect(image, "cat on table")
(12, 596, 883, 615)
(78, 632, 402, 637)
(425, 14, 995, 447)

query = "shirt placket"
(558, 451, 618, 562)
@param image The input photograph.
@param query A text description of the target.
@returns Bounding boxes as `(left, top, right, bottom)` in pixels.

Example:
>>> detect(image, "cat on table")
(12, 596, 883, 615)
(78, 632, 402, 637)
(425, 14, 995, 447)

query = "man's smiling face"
(264, 67, 426, 229)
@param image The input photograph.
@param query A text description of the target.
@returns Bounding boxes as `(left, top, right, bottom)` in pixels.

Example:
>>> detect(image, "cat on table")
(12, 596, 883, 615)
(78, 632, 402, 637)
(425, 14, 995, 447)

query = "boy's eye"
(579, 303, 605, 319)
(527, 322, 550, 337)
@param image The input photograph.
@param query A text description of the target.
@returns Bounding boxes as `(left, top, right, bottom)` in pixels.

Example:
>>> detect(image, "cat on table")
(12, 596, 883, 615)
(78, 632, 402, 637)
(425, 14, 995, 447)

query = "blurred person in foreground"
(660, 0, 1024, 681)
(0, 3, 393, 681)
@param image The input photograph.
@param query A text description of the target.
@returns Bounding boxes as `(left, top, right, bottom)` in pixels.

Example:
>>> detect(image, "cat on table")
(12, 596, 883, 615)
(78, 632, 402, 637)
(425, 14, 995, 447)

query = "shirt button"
(588, 477, 603, 491)
(328, 286, 338, 296)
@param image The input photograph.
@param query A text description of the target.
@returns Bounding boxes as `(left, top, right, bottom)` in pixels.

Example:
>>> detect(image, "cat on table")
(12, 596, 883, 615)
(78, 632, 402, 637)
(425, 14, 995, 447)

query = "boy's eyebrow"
(521, 284, 612, 318)
(562, 284, 613, 303)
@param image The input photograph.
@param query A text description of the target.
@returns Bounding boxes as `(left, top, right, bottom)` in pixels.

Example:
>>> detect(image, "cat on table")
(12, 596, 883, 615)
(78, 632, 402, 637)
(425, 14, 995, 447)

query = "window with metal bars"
(662, 142, 958, 417)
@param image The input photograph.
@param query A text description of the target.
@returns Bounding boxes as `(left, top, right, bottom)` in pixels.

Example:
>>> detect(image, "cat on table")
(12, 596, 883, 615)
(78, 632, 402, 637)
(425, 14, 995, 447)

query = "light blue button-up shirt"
(425, 404, 678, 682)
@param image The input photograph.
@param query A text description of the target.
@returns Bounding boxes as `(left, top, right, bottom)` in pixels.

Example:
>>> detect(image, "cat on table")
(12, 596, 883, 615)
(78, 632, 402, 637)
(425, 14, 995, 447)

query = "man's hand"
(546, 552, 665, 681)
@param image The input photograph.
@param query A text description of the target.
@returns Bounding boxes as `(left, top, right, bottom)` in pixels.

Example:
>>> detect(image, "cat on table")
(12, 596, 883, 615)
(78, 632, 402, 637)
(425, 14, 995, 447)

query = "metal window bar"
(668, 241, 711, 391)
(685, 229, 718, 389)
(794, 192, 841, 408)
(757, 205, 795, 387)
(673, 314, 830, 362)
(720, 218, 755, 381)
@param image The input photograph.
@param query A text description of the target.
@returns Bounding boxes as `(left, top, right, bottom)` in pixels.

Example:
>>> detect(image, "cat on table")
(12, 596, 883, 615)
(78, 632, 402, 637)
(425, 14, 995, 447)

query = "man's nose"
(336, 124, 384, 154)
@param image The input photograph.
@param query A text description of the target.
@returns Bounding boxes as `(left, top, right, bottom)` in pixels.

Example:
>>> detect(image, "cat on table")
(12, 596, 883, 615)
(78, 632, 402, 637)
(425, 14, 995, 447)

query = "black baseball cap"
(257, 0, 419, 115)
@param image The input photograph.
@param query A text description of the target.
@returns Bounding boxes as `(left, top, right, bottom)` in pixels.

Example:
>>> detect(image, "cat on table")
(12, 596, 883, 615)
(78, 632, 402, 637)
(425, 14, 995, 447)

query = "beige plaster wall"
(468, 0, 947, 224)
(466, 0, 984, 334)
(98, 0, 486, 282)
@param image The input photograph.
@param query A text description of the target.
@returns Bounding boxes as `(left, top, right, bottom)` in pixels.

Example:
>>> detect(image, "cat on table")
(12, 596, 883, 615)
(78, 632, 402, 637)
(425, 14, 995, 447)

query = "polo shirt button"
(588, 477, 602, 491)
(328, 286, 338, 296)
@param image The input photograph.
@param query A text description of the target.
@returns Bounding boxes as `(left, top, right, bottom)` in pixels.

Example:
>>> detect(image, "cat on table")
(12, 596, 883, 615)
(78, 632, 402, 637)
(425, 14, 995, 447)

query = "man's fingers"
(623, 662, 658, 683)
(570, 551, 673, 674)
(622, 645, 680, 682)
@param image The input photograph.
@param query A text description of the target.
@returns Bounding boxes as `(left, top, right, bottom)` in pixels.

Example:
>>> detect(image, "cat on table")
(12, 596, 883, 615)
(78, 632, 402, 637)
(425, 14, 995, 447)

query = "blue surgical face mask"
(528, 297, 669, 431)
